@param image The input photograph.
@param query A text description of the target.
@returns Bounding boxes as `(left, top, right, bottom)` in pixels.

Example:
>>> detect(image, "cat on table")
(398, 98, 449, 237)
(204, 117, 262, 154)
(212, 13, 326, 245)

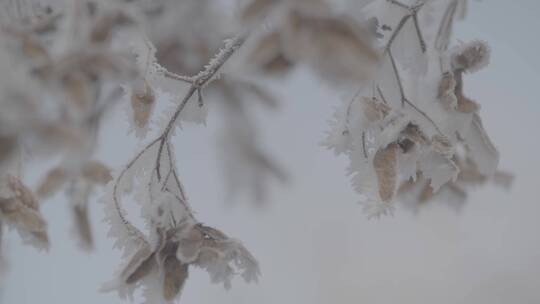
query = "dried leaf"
(242, 0, 278, 23)
(7, 175, 39, 210)
(62, 71, 96, 110)
(37, 168, 67, 198)
(0, 197, 49, 248)
(462, 114, 499, 176)
(121, 244, 155, 284)
(373, 143, 398, 202)
(178, 226, 203, 263)
(287, 12, 379, 83)
(250, 31, 293, 75)
(72, 204, 93, 250)
(162, 255, 188, 301)
(82, 161, 112, 184)
(456, 95, 479, 113)
(130, 80, 155, 128)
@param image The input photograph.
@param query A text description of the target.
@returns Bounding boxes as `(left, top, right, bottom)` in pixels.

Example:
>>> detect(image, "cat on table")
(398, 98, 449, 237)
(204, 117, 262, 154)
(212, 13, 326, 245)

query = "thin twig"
(377, 85, 388, 105)
(387, 49, 406, 107)
(412, 13, 426, 53)
(362, 132, 368, 158)
(111, 33, 247, 239)
(384, 14, 411, 54)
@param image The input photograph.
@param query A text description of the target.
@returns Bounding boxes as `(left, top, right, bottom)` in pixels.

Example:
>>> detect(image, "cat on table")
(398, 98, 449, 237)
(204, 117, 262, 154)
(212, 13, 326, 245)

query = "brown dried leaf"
(72, 204, 93, 250)
(286, 12, 379, 83)
(178, 227, 204, 263)
(162, 256, 188, 301)
(37, 168, 67, 198)
(242, 0, 278, 23)
(130, 81, 155, 128)
(62, 71, 96, 110)
(373, 143, 398, 202)
(250, 32, 293, 75)
(82, 161, 112, 184)
(8, 175, 39, 210)
(121, 244, 155, 284)
(91, 12, 133, 43)
(0, 197, 49, 248)
(456, 95, 479, 113)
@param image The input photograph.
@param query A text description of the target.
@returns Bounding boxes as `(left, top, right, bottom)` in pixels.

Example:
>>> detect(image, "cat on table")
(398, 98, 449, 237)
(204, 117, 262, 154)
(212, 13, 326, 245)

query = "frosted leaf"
(419, 151, 459, 192)
(451, 40, 490, 73)
(431, 134, 454, 158)
(322, 103, 354, 155)
(192, 225, 260, 288)
(461, 113, 499, 176)
(361, 198, 395, 219)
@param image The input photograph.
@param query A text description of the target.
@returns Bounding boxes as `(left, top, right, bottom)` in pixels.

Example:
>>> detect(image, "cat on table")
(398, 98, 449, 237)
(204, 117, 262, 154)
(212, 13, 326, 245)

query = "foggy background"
(2, 0, 540, 303)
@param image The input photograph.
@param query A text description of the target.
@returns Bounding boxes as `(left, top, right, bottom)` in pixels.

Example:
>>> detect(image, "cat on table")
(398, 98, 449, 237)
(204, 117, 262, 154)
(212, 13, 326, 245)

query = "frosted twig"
(111, 33, 247, 239)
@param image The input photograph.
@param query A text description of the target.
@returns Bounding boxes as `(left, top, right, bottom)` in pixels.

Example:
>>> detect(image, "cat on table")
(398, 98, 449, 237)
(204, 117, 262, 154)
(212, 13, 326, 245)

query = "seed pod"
(121, 244, 155, 284)
(82, 161, 112, 184)
(373, 143, 398, 202)
(162, 255, 188, 301)
(7, 175, 39, 210)
(37, 168, 67, 198)
(72, 203, 93, 250)
(130, 80, 155, 128)
(177, 226, 204, 263)
(0, 197, 49, 249)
